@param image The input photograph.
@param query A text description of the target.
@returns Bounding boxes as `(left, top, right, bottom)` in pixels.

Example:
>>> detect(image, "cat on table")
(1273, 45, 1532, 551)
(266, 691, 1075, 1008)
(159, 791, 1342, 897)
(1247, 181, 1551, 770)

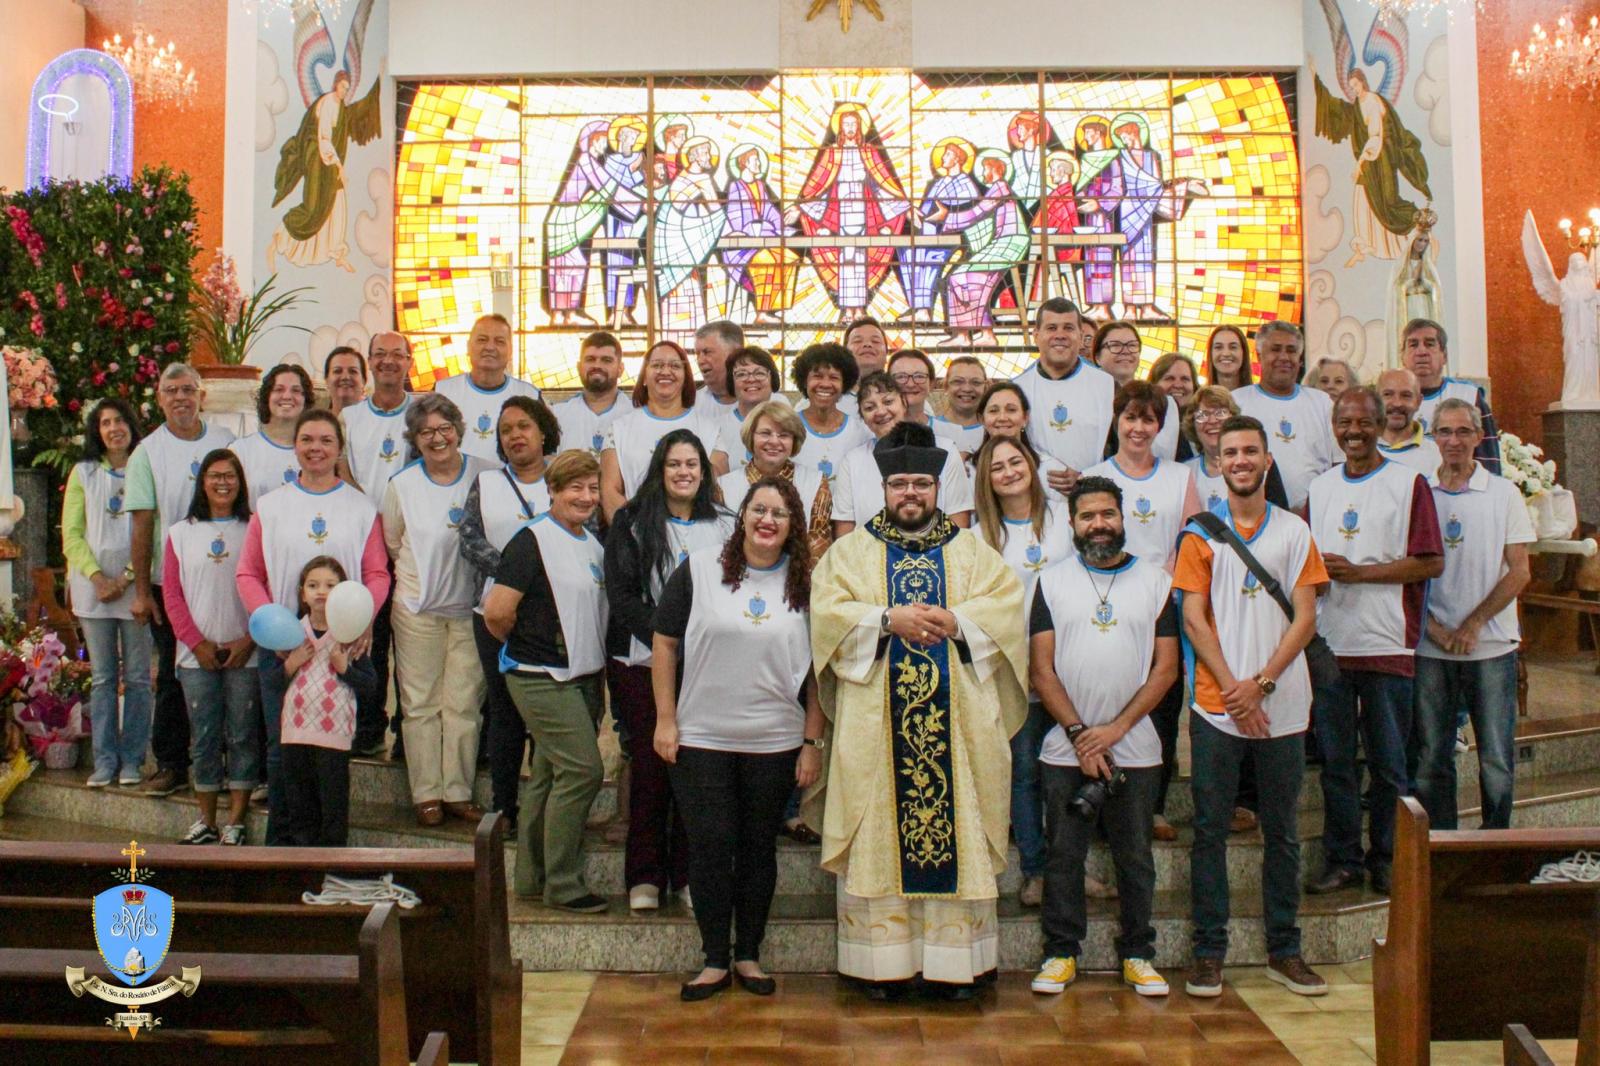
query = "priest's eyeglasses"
(884, 477, 937, 494)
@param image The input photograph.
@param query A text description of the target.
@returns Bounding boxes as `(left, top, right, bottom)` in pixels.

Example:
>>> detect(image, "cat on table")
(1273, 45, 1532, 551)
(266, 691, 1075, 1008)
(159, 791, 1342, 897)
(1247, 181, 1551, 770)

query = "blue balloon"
(249, 604, 305, 652)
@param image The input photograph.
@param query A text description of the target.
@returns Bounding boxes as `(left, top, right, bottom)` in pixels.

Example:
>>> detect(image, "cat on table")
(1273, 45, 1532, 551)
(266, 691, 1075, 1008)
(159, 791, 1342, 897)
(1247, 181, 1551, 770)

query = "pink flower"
(54, 282, 67, 309)
(29, 314, 44, 337)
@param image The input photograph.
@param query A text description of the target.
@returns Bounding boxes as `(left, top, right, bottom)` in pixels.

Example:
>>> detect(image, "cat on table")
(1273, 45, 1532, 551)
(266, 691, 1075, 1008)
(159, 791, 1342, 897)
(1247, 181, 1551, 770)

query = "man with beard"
(809, 422, 1028, 1001)
(1173, 415, 1329, 999)
(1375, 367, 1441, 477)
(1306, 387, 1442, 897)
(1028, 476, 1179, 998)
(553, 332, 626, 457)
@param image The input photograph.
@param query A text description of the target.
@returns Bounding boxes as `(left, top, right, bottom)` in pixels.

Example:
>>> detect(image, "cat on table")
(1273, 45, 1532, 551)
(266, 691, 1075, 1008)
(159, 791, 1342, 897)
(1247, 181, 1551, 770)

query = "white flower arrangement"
(1500, 432, 1560, 500)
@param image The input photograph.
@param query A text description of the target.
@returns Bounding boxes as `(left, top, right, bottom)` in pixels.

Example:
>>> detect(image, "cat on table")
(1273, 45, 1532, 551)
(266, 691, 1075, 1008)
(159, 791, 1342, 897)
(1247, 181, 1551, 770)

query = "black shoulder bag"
(1190, 511, 1341, 690)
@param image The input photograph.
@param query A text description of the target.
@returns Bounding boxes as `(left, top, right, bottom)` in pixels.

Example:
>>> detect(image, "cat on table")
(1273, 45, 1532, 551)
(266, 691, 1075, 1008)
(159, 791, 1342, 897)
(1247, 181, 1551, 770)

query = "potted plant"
(188, 251, 313, 380)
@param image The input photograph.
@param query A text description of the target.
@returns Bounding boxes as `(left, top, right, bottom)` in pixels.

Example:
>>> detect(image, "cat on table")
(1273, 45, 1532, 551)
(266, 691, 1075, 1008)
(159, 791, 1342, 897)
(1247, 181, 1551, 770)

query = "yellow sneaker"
(1122, 958, 1170, 997)
(1031, 955, 1076, 994)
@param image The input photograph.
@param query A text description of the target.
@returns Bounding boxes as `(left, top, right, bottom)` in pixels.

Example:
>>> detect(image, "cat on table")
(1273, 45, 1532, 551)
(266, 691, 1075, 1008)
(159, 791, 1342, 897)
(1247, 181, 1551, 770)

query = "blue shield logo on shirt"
(1207, 491, 1222, 512)
(1092, 600, 1117, 632)
(107, 491, 124, 516)
(380, 437, 397, 462)
(282, 467, 296, 484)
(1276, 418, 1295, 443)
(310, 514, 329, 544)
(188, 459, 201, 480)
(1133, 496, 1155, 524)
(476, 413, 493, 438)
(207, 536, 229, 563)
(745, 592, 768, 625)
(447, 506, 465, 530)
(1050, 403, 1071, 430)
(591, 432, 604, 454)
(1340, 506, 1360, 542)
(818, 458, 834, 480)
(94, 884, 174, 987)
(1024, 542, 1045, 572)
(1242, 569, 1261, 598)
(1445, 513, 1464, 549)
(589, 562, 604, 587)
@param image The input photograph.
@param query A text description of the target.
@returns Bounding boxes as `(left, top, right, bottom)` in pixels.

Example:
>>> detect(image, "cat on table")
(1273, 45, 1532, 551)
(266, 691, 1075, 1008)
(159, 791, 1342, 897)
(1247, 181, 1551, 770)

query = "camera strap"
(1190, 510, 1296, 625)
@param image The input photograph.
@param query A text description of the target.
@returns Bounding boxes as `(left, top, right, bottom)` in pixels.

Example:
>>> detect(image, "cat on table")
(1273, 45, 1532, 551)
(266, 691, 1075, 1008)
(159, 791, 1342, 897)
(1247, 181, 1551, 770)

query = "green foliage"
(0, 167, 202, 469)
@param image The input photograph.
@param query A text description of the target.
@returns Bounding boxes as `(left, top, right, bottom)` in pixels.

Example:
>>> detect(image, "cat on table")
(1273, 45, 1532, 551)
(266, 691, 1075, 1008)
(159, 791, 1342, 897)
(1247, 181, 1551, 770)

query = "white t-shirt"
(1082, 456, 1197, 570)
(1417, 377, 1483, 433)
(229, 431, 301, 508)
(68, 461, 135, 621)
(794, 411, 870, 485)
(832, 438, 974, 524)
(433, 373, 542, 461)
(614, 514, 734, 668)
(981, 500, 1075, 610)
(1232, 384, 1339, 510)
(1378, 434, 1442, 479)
(552, 392, 625, 458)
(383, 457, 496, 617)
(126, 421, 237, 585)
(167, 517, 255, 670)
(1422, 464, 1536, 661)
(341, 395, 414, 510)
(254, 479, 378, 612)
(1186, 455, 1229, 516)
(1034, 555, 1172, 768)
(1013, 357, 1116, 474)
(656, 547, 811, 754)
(603, 407, 720, 500)
(1307, 460, 1426, 659)
(930, 415, 985, 458)
(718, 462, 827, 526)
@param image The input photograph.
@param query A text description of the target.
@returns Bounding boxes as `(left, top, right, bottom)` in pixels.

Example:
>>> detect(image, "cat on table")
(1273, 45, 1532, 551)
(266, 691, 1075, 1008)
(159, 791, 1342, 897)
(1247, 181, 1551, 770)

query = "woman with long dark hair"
(230, 363, 311, 507)
(599, 340, 718, 521)
(605, 429, 733, 911)
(653, 477, 824, 1000)
(974, 380, 1072, 498)
(65, 397, 149, 788)
(1203, 324, 1253, 390)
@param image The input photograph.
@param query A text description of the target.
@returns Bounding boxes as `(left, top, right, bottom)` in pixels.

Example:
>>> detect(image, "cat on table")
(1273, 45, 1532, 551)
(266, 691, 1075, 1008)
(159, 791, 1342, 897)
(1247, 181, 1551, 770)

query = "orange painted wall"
(80, 0, 228, 270)
(1478, 0, 1600, 443)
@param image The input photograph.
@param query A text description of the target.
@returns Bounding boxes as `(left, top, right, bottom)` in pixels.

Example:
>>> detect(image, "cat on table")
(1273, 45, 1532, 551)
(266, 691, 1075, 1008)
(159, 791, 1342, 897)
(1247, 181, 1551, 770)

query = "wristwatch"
(880, 609, 893, 635)
(1253, 675, 1277, 695)
(803, 737, 827, 750)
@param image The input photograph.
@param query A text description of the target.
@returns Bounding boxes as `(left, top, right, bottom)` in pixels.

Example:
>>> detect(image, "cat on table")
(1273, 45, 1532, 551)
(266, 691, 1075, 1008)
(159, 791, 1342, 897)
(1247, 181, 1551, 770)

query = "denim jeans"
(1190, 718, 1304, 960)
(80, 616, 153, 779)
(1411, 652, 1518, 830)
(1040, 763, 1160, 961)
(1009, 701, 1051, 878)
(258, 652, 289, 845)
(178, 666, 261, 792)
(1314, 669, 1414, 875)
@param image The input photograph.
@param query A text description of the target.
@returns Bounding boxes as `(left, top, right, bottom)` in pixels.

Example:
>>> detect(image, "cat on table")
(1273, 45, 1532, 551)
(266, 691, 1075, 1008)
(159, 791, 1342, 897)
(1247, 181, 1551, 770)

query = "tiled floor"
(519, 961, 1586, 1065)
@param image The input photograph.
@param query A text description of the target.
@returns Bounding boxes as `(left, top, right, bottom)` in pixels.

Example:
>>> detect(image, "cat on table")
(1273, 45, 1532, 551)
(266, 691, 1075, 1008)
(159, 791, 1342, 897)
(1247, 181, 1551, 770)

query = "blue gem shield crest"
(94, 884, 174, 987)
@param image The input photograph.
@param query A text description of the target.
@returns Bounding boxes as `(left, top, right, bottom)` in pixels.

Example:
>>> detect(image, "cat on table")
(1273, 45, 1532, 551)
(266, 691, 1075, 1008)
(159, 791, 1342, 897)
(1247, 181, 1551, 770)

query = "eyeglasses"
(644, 361, 682, 373)
(203, 472, 239, 483)
(1433, 427, 1478, 439)
(731, 369, 770, 383)
(885, 477, 937, 493)
(160, 385, 199, 397)
(1100, 341, 1141, 354)
(748, 504, 791, 521)
(752, 428, 795, 443)
(892, 372, 931, 385)
(416, 425, 458, 440)
(1193, 408, 1230, 424)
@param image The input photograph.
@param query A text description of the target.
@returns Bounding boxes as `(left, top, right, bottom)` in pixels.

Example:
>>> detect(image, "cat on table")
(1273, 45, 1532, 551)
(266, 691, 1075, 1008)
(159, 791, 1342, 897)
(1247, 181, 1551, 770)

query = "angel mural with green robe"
(268, 0, 381, 273)
(1312, 0, 1432, 268)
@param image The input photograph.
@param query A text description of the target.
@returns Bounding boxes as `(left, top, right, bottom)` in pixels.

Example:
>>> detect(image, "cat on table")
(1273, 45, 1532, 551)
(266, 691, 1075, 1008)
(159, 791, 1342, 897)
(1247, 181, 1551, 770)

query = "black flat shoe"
(734, 970, 777, 996)
(680, 972, 732, 1002)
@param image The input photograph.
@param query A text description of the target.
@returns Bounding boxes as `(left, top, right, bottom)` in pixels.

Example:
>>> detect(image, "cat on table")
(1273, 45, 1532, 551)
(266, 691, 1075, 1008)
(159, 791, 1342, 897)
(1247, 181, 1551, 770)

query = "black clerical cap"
(873, 422, 945, 478)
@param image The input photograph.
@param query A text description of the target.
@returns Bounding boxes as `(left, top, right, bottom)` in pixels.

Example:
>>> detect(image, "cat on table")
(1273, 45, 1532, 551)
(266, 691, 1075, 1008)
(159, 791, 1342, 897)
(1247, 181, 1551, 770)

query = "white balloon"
(326, 580, 375, 643)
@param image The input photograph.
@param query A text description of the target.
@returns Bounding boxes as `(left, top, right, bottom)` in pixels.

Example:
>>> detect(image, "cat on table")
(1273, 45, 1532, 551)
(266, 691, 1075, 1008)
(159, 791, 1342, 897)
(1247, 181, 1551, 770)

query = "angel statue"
(1311, 0, 1431, 268)
(1522, 210, 1600, 409)
(268, 0, 382, 273)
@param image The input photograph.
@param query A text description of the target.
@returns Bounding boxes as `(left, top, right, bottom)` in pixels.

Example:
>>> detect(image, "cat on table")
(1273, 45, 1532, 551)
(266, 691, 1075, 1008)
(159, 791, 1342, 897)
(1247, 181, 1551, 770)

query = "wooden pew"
(0, 815, 520, 1065)
(418, 1031, 450, 1066)
(0, 900, 409, 1065)
(1504, 1025, 1558, 1066)
(1373, 797, 1600, 1065)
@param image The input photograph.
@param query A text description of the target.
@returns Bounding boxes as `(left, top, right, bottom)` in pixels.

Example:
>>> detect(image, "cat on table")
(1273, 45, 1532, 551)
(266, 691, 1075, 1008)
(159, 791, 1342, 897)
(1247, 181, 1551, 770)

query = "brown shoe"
(1267, 955, 1327, 996)
(415, 801, 444, 827)
(442, 801, 485, 822)
(1151, 815, 1178, 842)
(1229, 807, 1259, 834)
(1184, 957, 1223, 997)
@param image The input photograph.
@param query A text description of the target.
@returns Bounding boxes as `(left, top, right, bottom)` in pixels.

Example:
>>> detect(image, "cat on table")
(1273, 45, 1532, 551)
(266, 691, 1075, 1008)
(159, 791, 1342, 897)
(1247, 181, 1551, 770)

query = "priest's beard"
(887, 496, 937, 532)
(1073, 527, 1127, 568)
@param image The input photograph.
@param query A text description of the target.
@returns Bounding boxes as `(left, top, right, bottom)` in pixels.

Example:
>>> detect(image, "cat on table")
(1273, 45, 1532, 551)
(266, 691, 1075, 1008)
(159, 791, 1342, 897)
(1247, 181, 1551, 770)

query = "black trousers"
(149, 585, 189, 776)
(280, 742, 350, 847)
(1151, 678, 1183, 815)
(353, 573, 398, 750)
(669, 745, 798, 969)
(474, 613, 530, 819)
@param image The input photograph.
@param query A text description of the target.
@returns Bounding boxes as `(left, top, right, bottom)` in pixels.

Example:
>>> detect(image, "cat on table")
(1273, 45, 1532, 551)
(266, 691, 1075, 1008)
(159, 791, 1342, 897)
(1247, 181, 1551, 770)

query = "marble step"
(504, 889, 1392, 972)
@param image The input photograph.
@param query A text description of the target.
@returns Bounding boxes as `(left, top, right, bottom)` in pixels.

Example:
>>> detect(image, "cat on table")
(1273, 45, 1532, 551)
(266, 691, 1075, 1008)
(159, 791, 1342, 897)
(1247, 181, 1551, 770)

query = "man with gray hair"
(692, 320, 744, 420)
(1231, 321, 1339, 509)
(125, 362, 236, 796)
(1376, 367, 1442, 477)
(1402, 318, 1501, 473)
(433, 313, 542, 462)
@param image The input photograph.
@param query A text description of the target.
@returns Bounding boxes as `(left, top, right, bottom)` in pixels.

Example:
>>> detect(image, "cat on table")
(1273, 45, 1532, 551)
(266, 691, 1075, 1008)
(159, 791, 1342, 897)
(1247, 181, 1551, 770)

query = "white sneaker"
(86, 769, 114, 788)
(220, 824, 246, 847)
(679, 886, 693, 914)
(629, 884, 660, 911)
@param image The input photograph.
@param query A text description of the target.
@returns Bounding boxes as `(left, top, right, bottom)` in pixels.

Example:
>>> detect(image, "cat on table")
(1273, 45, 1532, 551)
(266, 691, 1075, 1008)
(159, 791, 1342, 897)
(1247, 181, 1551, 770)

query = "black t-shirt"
(652, 561, 695, 640)
(1029, 578, 1181, 638)
(494, 526, 567, 670)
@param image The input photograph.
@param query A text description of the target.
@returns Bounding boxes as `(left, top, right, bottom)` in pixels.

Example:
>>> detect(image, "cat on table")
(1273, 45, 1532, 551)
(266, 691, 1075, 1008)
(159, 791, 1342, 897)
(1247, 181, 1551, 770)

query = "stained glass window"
(395, 72, 1300, 390)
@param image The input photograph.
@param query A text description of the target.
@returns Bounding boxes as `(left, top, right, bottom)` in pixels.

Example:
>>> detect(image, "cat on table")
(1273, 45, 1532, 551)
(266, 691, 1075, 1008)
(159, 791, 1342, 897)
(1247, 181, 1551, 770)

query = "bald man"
(1376, 367, 1441, 478)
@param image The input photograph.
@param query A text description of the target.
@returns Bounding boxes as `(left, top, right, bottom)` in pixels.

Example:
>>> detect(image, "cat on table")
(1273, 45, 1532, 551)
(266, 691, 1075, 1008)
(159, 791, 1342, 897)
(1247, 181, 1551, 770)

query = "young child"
(280, 556, 376, 846)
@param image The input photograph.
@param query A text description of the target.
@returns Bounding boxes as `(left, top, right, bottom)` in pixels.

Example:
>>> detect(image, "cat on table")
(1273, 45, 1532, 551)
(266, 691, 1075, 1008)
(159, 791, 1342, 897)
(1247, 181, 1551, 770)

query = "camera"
(1071, 758, 1128, 821)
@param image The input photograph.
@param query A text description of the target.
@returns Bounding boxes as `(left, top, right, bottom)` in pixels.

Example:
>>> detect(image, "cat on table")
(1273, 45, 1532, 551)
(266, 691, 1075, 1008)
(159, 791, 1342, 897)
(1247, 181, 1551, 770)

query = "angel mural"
(268, 0, 381, 273)
(722, 145, 798, 325)
(934, 149, 1030, 348)
(652, 137, 727, 336)
(1313, 0, 1432, 268)
(793, 102, 910, 322)
(1521, 210, 1600, 408)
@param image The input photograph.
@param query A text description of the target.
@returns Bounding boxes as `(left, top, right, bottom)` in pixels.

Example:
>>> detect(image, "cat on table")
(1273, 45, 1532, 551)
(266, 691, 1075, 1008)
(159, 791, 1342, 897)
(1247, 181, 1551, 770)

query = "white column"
(1447, 9, 1488, 379)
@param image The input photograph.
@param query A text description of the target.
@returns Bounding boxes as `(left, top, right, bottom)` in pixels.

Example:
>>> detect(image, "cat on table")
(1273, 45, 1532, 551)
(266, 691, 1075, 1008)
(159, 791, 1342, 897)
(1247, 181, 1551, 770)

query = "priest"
(808, 422, 1029, 1000)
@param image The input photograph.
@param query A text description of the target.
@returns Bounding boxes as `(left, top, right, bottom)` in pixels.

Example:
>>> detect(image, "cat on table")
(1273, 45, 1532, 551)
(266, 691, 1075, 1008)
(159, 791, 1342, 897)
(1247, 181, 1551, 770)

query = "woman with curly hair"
(651, 476, 825, 1001)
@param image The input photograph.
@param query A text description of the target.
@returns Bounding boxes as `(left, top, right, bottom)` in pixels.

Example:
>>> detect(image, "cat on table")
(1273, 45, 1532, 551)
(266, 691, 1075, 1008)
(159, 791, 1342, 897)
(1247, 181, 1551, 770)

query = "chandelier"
(1511, 13, 1600, 97)
(241, 0, 345, 24)
(101, 30, 196, 107)
(1360, 0, 1481, 19)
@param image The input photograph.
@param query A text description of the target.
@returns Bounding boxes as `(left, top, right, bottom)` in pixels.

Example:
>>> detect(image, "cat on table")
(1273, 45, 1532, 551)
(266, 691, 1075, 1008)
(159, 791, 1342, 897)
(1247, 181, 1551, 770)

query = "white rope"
(1530, 850, 1600, 884)
(301, 874, 423, 909)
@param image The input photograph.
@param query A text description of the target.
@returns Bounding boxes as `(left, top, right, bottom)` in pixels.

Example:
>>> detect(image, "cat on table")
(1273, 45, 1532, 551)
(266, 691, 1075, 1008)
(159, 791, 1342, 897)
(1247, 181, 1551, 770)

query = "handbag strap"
(1190, 510, 1296, 624)
(501, 468, 536, 520)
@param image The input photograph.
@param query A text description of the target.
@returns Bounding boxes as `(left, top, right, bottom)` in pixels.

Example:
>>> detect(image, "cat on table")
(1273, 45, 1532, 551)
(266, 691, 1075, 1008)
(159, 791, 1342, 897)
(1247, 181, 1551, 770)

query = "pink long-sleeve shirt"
(236, 513, 391, 616)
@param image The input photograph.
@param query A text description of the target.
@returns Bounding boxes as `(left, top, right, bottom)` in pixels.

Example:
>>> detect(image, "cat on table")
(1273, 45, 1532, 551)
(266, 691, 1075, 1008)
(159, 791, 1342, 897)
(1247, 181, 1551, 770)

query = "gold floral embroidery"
(894, 649, 953, 869)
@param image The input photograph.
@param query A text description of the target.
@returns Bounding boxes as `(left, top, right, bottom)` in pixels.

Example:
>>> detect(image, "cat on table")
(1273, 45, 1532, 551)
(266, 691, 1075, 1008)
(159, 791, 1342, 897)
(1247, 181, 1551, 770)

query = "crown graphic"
(122, 888, 146, 905)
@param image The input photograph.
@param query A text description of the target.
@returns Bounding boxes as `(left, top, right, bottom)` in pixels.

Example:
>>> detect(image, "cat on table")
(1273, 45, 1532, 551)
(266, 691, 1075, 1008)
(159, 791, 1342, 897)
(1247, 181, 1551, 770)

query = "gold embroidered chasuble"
(808, 521, 1028, 904)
